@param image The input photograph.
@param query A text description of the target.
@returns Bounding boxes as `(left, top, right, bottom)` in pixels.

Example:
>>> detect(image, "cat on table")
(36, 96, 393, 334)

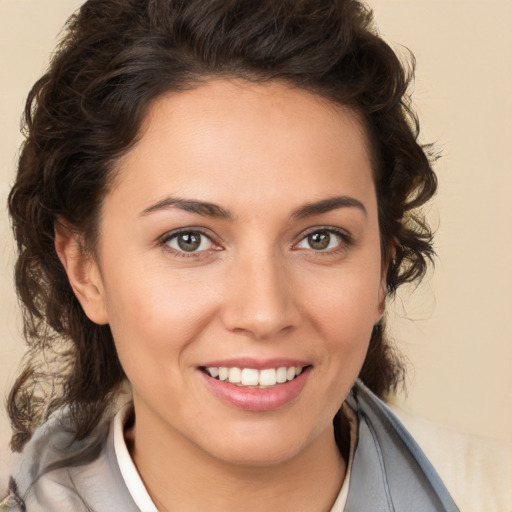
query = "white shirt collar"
(329, 402, 358, 511)
(113, 404, 158, 512)
(113, 402, 358, 512)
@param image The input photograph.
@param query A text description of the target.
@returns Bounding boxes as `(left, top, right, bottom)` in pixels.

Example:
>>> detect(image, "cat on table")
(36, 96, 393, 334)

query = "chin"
(213, 441, 305, 467)
(197, 421, 326, 468)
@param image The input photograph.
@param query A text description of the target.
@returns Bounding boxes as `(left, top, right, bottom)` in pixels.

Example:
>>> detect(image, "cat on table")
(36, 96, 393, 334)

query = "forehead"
(109, 79, 376, 219)
(137, 79, 372, 164)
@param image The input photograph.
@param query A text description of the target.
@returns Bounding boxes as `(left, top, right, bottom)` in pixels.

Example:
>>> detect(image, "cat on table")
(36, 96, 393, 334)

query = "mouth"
(200, 365, 307, 388)
(198, 362, 312, 411)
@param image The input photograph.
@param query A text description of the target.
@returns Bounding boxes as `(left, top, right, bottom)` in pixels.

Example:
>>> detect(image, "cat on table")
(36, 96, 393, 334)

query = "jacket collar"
(344, 380, 459, 511)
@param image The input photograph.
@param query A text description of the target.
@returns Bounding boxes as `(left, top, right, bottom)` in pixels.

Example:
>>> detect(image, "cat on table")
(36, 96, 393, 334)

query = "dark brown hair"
(7, 0, 436, 451)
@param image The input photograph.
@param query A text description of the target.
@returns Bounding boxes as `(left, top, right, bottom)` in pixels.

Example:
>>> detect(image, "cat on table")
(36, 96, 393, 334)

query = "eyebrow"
(291, 195, 367, 219)
(139, 194, 366, 220)
(140, 197, 233, 219)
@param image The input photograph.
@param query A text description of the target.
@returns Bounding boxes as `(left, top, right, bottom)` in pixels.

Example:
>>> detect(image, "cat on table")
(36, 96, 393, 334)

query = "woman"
(1, 0, 460, 510)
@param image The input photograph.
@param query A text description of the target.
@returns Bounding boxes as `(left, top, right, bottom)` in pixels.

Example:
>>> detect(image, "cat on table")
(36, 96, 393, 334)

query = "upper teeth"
(205, 366, 303, 387)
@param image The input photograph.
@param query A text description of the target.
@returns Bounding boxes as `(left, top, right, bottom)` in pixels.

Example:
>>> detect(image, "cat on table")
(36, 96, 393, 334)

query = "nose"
(220, 249, 301, 340)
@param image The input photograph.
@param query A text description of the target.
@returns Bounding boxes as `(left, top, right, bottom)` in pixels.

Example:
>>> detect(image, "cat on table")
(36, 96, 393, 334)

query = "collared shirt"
(112, 402, 359, 512)
(4, 380, 460, 511)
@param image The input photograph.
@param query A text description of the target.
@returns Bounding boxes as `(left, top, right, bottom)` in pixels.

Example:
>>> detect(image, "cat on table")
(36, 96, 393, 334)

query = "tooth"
(295, 366, 302, 376)
(208, 367, 219, 378)
(219, 367, 229, 381)
(259, 368, 277, 386)
(286, 367, 295, 381)
(241, 368, 259, 386)
(276, 367, 287, 383)
(228, 367, 241, 384)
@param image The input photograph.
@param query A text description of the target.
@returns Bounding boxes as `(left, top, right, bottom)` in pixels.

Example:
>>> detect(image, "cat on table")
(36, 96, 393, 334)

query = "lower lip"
(199, 368, 311, 412)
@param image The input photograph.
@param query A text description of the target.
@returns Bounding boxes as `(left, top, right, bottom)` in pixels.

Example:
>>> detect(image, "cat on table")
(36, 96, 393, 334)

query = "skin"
(56, 80, 386, 511)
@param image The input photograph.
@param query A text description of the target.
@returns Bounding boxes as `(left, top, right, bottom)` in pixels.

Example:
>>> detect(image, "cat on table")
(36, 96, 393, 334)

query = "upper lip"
(199, 358, 311, 370)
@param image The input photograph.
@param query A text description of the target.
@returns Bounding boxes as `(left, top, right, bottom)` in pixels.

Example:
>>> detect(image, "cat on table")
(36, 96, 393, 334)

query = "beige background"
(0, 0, 511, 445)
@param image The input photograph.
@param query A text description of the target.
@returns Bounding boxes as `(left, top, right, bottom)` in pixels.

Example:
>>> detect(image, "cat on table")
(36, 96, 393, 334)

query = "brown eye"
(307, 231, 331, 250)
(178, 233, 201, 251)
(296, 229, 346, 252)
(167, 231, 213, 253)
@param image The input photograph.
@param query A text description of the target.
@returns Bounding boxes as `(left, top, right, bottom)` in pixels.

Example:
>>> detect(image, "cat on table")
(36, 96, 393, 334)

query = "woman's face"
(87, 80, 385, 465)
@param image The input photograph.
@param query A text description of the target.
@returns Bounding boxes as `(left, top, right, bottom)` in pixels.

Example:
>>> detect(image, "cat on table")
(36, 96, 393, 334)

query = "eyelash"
(158, 226, 353, 259)
(159, 228, 220, 259)
(293, 227, 353, 255)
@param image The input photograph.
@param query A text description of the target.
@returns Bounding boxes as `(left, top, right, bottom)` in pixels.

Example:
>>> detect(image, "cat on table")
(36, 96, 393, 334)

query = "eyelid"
(293, 226, 352, 251)
(159, 227, 222, 256)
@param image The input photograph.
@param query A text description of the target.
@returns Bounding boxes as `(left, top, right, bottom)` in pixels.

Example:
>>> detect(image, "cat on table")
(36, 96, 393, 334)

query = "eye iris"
(308, 231, 330, 250)
(177, 232, 201, 251)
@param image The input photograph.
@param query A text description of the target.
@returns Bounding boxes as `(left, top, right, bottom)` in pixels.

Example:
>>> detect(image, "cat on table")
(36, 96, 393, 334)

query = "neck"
(128, 404, 347, 512)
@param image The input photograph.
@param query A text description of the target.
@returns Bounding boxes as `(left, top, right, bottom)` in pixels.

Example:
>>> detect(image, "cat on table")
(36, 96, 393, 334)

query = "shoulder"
(1, 411, 109, 511)
(389, 403, 512, 512)
(1, 410, 137, 511)
(1, 431, 24, 510)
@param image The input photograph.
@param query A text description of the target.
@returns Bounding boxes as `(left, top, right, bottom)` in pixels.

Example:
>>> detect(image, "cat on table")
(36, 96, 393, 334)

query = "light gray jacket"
(1, 380, 459, 511)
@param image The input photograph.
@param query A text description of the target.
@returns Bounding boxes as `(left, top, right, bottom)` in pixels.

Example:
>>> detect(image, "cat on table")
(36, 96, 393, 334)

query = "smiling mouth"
(200, 366, 308, 388)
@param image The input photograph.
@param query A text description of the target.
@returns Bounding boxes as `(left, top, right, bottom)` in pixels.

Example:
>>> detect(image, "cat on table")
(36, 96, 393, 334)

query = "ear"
(376, 274, 387, 322)
(54, 220, 109, 325)
(376, 239, 397, 324)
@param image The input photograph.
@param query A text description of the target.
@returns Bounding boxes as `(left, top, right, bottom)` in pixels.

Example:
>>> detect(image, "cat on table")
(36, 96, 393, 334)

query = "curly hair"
(7, 0, 436, 451)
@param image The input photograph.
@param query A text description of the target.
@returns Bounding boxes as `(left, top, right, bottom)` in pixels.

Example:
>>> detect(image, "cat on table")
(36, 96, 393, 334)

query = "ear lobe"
(376, 261, 391, 325)
(54, 220, 109, 325)
(376, 239, 398, 322)
(377, 278, 387, 318)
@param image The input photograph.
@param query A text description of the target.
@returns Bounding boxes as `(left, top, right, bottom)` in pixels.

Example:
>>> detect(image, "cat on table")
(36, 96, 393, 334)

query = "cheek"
(102, 263, 221, 364)
(304, 267, 382, 340)
(103, 273, 221, 404)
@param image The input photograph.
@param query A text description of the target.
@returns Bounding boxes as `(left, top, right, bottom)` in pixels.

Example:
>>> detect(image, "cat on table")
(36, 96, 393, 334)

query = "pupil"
(308, 231, 330, 250)
(178, 232, 201, 251)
